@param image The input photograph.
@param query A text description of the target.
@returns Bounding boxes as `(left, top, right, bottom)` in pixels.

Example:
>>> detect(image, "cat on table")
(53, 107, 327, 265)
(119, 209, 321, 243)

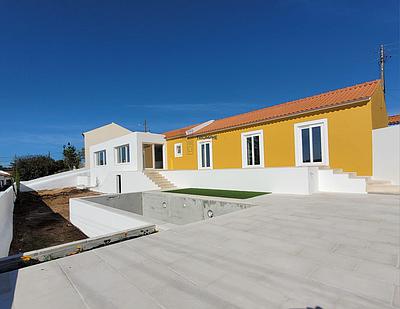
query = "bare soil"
(9, 187, 99, 255)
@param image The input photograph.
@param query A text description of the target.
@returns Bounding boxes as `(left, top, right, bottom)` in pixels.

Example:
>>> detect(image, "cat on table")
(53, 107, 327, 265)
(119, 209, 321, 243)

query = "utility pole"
(379, 44, 385, 93)
(144, 119, 148, 132)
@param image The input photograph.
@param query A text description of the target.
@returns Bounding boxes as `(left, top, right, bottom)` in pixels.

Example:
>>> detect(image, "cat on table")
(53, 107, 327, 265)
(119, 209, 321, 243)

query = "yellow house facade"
(164, 80, 387, 176)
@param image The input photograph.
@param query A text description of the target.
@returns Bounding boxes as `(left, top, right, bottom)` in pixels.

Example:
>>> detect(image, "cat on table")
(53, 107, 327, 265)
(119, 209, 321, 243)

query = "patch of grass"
(165, 188, 270, 199)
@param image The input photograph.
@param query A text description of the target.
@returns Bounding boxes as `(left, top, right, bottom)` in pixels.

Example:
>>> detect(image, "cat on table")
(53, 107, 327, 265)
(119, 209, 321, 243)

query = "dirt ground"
(9, 187, 99, 255)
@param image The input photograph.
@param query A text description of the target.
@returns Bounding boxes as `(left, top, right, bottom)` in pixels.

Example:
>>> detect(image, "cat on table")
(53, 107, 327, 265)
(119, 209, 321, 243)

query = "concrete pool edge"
(0, 223, 156, 274)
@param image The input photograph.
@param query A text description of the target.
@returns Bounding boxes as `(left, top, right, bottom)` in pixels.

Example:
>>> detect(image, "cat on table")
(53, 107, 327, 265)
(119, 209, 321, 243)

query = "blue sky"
(0, 0, 398, 165)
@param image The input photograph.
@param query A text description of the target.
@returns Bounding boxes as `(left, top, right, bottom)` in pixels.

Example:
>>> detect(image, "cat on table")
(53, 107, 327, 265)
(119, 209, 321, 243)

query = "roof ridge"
(212, 79, 380, 122)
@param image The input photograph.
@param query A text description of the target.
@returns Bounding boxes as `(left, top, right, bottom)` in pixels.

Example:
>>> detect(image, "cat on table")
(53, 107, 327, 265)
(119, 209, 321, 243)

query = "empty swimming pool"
(70, 190, 256, 237)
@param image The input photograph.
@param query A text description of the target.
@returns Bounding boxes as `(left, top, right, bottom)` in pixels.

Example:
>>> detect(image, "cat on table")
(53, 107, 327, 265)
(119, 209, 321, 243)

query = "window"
(197, 140, 213, 169)
(241, 130, 264, 168)
(95, 150, 107, 166)
(115, 144, 130, 163)
(174, 143, 183, 157)
(294, 119, 329, 166)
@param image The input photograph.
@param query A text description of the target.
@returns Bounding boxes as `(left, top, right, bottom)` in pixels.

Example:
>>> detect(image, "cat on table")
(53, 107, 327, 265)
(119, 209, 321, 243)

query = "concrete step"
(150, 176, 166, 180)
(367, 184, 400, 195)
(349, 174, 370, 180)
(143, 170, 177, 190)
(160, 185, 177, 190)
(152, 180, 172, 184)
(367, 179, 392, 185)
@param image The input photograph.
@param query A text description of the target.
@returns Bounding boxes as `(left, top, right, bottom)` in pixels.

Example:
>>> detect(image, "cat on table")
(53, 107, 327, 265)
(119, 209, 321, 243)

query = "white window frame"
(241, 130, 265, 168)
(197, 139, 213, 169)
(115, 144, 130, 164)
(94, 150, 107, 166)
(294, 118, 329, 167)
(174, 143, 183, 158)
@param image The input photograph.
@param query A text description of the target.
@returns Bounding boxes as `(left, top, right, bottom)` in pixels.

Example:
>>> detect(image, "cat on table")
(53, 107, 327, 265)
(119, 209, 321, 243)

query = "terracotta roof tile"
(388, 114, 400, 125)
(194, 80, 380, 135)
(164, 80, 381, 139)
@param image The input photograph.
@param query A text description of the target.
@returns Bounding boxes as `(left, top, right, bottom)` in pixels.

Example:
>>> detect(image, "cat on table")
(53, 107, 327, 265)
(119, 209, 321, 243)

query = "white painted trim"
(152, 144, 155, 169)
(174, 143, 183, 158)
(94, 149, 107, 167)
(163, 143, 168, 170)
(294, 118, 329, 167)
(197, 139, 213, 170)
(114, 144, 130, 165)
(241, 130, 265, 168)
(186, 120, 214, 135)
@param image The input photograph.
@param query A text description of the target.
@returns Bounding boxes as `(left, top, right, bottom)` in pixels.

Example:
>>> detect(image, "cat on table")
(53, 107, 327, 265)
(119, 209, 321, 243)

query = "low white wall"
(70, 197, 150, 237)
(20, 168, 90, 192)
(160, 167, 315, 195)
(318, 169, 366, 194)
(0, 187, 16, 257)
(91, 169, 158, 194)
(373, 125, 400, 185)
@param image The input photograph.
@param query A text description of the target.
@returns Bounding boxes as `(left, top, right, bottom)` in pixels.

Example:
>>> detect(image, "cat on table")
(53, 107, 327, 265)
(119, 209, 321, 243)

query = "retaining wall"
(0, 187, 16, 257)
(69, 197, 150, 237)
(160, 167, 318, 195)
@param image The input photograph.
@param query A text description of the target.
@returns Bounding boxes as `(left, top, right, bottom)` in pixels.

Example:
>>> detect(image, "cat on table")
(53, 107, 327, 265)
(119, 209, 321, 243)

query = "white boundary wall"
(20, 168, 89, 192)
(373, 125, 400, 185)
(160, 167, 318, 195)
(0, 187, 16, 257)
(70, 198, 150, 237)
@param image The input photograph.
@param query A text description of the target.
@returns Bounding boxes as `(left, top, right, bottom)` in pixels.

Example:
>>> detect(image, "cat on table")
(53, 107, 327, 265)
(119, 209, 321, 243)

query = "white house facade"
(87, 131, 167, 193)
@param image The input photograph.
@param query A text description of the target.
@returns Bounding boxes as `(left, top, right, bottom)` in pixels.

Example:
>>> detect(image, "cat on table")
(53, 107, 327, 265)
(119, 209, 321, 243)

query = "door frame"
(116, 174, 122, 193)
(142, 143, 166, 170)
(197, 139, 213, 170)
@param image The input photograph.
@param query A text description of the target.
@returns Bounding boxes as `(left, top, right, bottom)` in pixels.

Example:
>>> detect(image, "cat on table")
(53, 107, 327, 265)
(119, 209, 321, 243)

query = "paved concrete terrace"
(1, 193, 399, 309)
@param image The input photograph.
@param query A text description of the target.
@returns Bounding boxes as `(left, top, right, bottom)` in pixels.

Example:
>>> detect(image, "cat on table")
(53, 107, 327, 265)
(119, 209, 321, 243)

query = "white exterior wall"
(373, 125, 400, 185)
(70, 198, 150, 237)
(0, 187, 16, 257)
(20, 168, 90, 192)
(89, 132, 166, 193)
(160, 167, 317, 195)
(90, 169, 158, 193)
(318, 169, 367, 194)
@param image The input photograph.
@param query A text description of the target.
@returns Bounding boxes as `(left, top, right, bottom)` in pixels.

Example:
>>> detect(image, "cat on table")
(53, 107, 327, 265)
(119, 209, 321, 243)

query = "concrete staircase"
(319, 167, 400, 195)
(366, 179, 400, 195)
(143, 170, 177, 190)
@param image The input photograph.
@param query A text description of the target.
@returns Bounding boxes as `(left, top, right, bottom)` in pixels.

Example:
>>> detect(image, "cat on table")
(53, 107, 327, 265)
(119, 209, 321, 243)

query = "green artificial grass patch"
(165, 188, 270, 199)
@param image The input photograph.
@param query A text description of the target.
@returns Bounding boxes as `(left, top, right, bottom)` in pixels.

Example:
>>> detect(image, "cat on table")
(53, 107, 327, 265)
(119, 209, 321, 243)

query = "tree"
(63, 142, 81, 170)
(11, 155, 63, 181)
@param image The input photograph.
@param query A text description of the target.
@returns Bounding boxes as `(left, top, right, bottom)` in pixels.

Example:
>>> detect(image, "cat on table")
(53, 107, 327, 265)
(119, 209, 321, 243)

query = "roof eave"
(189, 97, 372, 137)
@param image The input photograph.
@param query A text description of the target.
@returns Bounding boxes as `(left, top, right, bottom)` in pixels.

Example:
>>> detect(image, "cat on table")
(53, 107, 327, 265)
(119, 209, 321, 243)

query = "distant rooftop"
(388, 114, 400, 126)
